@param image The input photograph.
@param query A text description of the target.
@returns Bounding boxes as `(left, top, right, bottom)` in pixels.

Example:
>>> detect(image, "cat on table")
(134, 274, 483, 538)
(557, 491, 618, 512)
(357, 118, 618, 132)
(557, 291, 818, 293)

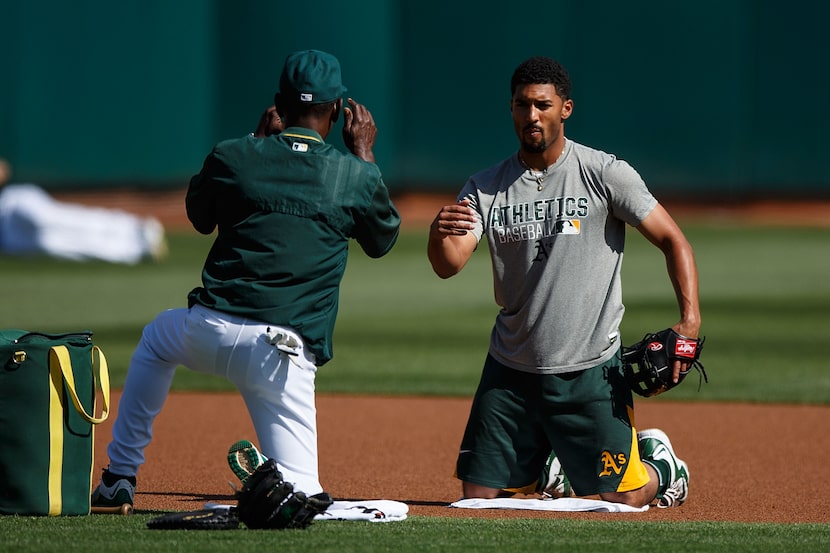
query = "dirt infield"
(64, 189, 828, 523)
(94, 392, 829, 523)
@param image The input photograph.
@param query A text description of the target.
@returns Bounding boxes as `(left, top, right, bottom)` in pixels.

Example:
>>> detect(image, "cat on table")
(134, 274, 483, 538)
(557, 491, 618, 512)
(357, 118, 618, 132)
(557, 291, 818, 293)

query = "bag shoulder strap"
(49, 345, 110, 424)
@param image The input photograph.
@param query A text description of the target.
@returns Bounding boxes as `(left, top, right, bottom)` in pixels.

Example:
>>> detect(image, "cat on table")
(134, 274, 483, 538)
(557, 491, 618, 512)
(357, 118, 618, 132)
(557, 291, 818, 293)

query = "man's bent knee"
(462, 481, 501, 499)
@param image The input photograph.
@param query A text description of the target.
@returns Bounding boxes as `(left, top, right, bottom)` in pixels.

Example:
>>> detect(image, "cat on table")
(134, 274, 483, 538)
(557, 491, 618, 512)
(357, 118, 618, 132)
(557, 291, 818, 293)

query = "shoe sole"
(541, 456, 573, 498)
(227, 440, 264, 483)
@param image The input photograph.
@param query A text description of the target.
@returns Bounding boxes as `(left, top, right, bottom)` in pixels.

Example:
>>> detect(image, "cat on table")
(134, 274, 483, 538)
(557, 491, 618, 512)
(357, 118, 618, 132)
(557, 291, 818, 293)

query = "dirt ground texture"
(60, 189, 830, 523)
(94, 392, 829, 523)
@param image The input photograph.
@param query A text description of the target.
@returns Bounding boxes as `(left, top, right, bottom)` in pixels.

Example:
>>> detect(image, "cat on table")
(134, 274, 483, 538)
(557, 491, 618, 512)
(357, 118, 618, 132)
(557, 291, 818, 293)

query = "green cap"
(279, 49, 347, 105)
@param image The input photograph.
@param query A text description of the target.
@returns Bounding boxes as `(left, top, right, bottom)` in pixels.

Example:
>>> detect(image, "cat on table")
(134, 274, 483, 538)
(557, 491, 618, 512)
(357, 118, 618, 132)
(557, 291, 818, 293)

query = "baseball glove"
(622, 328, 707, 397)
(235, 459, 333, 529)
(147, 507, 239, 530)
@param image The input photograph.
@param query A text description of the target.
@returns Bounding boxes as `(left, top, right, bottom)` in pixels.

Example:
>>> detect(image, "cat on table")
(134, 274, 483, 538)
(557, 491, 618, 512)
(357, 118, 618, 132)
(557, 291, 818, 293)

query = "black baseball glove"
(147, 507, 239, 530)
(235, 459, 333, 529)
(622, 328, 707, 397)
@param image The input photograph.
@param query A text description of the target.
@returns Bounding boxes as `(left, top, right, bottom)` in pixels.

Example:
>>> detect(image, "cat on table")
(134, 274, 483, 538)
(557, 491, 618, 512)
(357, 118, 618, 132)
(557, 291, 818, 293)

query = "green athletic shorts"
(456, 350, 649, 495)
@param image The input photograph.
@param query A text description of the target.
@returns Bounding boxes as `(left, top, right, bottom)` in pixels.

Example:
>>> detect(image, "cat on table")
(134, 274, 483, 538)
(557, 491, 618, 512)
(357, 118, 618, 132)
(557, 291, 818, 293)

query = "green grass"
(620, 225, 830, 403)
(2, 222, 829, 549)
(1, 515, 828, 553)
(1, 224, 829, 402)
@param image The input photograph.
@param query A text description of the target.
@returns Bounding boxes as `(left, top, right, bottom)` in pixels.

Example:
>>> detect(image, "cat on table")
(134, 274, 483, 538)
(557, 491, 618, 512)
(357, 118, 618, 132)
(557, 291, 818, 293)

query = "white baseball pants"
(106, 303, 322, 494)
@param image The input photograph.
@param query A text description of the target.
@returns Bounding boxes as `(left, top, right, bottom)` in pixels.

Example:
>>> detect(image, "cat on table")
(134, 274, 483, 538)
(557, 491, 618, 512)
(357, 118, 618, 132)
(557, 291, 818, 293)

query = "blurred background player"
(0, 158, 166, 264)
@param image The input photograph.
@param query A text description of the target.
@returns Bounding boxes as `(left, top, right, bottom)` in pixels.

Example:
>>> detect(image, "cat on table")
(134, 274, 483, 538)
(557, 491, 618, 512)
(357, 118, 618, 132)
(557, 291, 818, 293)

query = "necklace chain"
(518, 154, 548, 191)
(518, 146, 565, 191)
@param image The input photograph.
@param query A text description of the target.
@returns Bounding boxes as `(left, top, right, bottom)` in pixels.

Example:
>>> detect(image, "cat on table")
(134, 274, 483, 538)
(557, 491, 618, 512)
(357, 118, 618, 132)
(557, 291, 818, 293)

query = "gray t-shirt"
(460, 139, 657, 374)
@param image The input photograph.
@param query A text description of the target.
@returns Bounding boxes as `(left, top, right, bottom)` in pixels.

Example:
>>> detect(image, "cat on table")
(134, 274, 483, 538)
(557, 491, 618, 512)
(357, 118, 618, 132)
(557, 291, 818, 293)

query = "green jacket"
(186, 127, 400, 365)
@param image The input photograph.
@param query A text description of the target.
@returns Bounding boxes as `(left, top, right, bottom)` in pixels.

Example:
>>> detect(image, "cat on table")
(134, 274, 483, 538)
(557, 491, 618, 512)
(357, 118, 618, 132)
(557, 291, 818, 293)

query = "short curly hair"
(510, 56, 571, 100)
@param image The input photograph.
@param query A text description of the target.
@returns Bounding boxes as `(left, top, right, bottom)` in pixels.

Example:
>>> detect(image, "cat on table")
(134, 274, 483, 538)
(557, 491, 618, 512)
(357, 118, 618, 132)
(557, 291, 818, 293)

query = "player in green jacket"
(92, 50, 400, 509)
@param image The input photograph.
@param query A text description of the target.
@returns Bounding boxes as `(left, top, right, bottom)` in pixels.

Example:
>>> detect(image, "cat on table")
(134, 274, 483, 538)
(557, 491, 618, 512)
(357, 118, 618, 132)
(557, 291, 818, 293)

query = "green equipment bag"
(0, 330, 110, 516)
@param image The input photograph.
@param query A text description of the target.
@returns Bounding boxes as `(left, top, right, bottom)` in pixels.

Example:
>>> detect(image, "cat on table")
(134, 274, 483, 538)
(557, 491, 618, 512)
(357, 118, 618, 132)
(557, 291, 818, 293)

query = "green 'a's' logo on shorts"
(598, 450, 628, 477)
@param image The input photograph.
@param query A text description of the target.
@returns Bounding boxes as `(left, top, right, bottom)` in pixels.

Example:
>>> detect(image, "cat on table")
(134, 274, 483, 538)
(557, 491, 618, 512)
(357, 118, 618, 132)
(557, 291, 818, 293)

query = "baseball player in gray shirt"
(428, 56, 701, 509)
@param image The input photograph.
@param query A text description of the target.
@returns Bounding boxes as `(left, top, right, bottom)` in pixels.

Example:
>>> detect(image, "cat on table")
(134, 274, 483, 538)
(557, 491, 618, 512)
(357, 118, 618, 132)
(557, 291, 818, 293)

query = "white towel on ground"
(314, 500, 409, 522)
(450, 497, 648, 512)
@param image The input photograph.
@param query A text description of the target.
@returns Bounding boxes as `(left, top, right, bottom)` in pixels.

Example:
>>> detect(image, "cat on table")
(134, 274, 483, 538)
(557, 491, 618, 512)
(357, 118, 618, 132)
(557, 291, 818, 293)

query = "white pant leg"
(190, 306, 322, 494)
(107, 308, 189, 476)
(107, 305, 321, 494)
(36, 202, 157, 264)
(0, 183, 160, 264)
(236, 336, 321, 495)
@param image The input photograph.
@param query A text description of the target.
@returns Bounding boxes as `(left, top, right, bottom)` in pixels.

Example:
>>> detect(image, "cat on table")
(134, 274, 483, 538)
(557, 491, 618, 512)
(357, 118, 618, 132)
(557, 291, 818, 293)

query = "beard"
(521, 139, 548, 154)
(520, 126, 550, 154)
(522, 142, 547, 154)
